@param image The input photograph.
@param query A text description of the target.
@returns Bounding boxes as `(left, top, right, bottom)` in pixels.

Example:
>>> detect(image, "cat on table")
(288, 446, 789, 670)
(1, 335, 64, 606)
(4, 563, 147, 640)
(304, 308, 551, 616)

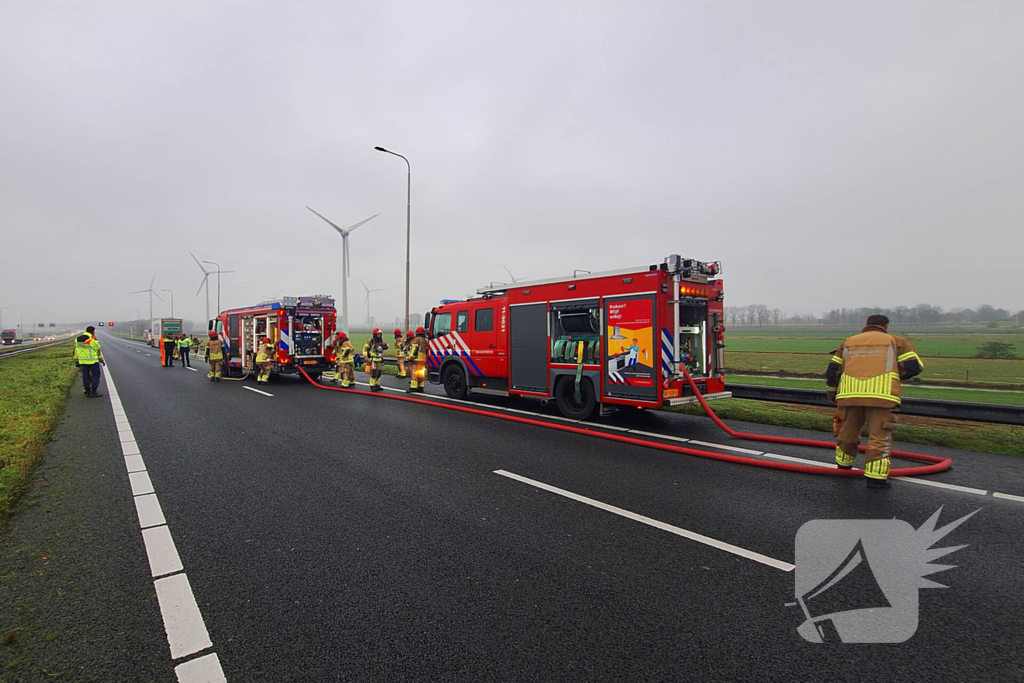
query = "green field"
(0, 343, 77, 529)
(725, 334, 1024, 358)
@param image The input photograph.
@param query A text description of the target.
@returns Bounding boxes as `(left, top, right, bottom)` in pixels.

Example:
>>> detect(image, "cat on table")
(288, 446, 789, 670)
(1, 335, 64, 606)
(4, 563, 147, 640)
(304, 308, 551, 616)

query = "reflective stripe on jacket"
(363, 339, 387, 362)
(825, 326, 924, 407)
(406, 336, 428, 362)
(207, 339, 224, 360)
(74, 337, 101, 364)
(336, 340, 354, 364)
(256, 344, 275, 363)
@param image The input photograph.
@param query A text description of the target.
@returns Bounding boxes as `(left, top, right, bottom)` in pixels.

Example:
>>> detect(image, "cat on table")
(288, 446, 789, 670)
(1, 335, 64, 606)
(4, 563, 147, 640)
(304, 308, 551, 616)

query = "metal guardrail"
(725, 384, 1024, 425)
(0, 339, 72, 360)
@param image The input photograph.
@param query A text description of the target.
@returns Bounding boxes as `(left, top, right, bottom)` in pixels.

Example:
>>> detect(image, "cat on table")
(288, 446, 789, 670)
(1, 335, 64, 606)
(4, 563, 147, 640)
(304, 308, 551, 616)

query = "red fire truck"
(210, 295, 337, 379)
(425, 255, 729, 419)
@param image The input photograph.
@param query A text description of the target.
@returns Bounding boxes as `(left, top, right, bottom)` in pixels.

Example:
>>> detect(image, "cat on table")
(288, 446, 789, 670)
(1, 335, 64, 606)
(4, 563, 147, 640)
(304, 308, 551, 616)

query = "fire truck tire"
(555, 376, 596, 420)
(442, 364, 468, 399)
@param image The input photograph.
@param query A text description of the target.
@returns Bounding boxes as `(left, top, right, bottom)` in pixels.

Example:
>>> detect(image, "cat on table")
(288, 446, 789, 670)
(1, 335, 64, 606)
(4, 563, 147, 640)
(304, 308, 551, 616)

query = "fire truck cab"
(210, 295, 337, 380)
(425, 255, 729, 419)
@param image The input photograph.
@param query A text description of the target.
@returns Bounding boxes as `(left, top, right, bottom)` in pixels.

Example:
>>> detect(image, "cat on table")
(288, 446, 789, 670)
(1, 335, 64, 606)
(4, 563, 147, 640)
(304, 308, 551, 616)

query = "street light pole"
(375, 146, 411, 331)
(162, 289, 174, 317)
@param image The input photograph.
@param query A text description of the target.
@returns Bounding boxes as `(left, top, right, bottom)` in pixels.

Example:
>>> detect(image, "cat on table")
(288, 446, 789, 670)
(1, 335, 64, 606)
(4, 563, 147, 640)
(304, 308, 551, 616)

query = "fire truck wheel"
(442, 364, 468, 399)
(555, 376, 596, 420)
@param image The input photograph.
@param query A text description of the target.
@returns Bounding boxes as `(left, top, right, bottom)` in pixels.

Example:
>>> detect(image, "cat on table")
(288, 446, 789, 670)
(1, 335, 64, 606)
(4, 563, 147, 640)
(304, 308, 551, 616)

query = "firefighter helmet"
(372, 328, 382, 336)
(394, 328, 402, 336)
(262, 337, 271, 344)
(208, 331, 217, 339)
(337, 331, 348, 341)
(416, 326, 425, 335)
(406, 331, 414, 338)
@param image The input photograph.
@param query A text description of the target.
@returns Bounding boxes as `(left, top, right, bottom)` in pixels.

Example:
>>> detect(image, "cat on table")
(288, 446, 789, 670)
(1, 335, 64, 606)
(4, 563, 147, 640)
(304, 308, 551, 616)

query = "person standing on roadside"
(825, 314, 924, 489)
(73, 325, 105, 397)
(162, 333, 176, 367)
(206, 331, 225, 382)
(177, 334, 192, 368)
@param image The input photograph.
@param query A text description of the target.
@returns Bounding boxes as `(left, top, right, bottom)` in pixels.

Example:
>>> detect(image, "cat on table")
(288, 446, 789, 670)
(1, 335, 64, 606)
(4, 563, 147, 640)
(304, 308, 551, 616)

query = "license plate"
(303, 360, 317, 365)
(664, 388, 679, 398)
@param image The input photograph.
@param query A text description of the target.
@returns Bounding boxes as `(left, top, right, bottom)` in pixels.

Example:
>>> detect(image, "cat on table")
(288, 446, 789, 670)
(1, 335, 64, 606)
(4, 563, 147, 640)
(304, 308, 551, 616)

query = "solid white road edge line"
(102, 361, 224, 675)
(493, 469, 795, 572)
(242, 386, 273, 397)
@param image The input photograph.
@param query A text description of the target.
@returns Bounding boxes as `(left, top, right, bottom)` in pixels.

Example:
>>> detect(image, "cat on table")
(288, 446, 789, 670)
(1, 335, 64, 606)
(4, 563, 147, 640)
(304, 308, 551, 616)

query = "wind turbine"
(503, 265, 529, 284)
(361, 279, 382, 327)
(131, 274, 164, 325)
(191, 252, 212, 323)
(306, 207, 379, 334)
(201, 260, 235, 315)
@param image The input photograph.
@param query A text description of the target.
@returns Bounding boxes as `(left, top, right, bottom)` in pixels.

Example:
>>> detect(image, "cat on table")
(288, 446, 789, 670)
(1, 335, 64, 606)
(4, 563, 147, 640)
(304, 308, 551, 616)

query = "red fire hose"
(298, 368, 952, 478)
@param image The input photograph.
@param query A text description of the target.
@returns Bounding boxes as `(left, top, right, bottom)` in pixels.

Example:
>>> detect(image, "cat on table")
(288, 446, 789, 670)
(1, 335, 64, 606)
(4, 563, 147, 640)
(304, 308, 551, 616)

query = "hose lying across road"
(299, 367, 952, 478)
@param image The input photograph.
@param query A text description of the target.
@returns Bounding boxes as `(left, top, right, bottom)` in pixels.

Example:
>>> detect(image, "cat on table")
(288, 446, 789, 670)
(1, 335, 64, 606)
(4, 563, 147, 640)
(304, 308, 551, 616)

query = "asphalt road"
(2, 331, 1022, 682)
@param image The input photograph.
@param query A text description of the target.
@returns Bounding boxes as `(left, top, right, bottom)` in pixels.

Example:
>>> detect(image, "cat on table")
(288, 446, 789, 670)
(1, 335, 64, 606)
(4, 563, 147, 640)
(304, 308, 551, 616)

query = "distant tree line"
(725, 304, 1020, 327)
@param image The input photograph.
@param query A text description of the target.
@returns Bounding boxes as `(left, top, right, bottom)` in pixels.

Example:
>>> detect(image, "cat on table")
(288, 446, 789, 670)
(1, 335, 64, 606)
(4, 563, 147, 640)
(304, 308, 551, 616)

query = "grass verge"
(0, 343, 77, 530)
(665, 398, 1024, 457)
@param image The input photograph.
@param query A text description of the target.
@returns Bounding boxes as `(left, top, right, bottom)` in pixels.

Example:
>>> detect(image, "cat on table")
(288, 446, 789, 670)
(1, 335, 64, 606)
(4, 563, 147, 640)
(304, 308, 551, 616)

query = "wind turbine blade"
(218, 270, 236, 274)
(306, 206, 346, 236)
(195, 276, 208, 297)
(503, 265, 515, 281)
(344, 213, 379, 235)
(130, 289, 148, 294)
(151, 290, 165, 302)
(360, 279, 368, 292)
(190, 251, 210, 274)
(150, 273, 157, 289)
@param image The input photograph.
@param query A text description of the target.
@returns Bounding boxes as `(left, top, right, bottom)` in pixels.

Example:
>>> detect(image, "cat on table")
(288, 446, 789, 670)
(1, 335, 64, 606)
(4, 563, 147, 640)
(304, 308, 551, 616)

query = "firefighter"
(406, 326, 428, 393)
(177, 334, 193, 368)
(206, 331, 225, 382)
(362, 328, 388, 392)
(255, 336, 275, 384)
(73, 326, 105, 397)
(162, 333, 177, 367)
(394, 328, 407, 377)
(333, 332, 355, 387)
(825, 314, 924, 489)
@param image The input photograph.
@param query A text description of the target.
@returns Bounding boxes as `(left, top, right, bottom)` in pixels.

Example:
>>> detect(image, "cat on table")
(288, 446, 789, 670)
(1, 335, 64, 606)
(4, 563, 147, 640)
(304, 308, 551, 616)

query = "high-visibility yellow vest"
(74, 336, 101, 365)
(178, 337, 192, 349)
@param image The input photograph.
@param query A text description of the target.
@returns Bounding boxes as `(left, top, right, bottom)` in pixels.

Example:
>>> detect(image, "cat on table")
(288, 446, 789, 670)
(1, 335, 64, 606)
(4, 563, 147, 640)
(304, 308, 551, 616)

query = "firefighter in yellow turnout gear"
(394, 329, 407, 378)
(256, 337, 275, 384)
(363, 328, 388, 392)
(825, 315, 924, 488)
(333, 332, 355, 387)
(206, 331, 225, 382)
(406, 327, 428, 393)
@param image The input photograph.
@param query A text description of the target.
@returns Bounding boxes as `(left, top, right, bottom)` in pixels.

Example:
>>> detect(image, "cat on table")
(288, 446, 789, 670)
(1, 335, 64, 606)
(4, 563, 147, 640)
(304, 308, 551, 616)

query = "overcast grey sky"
(2, 0, 1022, 328)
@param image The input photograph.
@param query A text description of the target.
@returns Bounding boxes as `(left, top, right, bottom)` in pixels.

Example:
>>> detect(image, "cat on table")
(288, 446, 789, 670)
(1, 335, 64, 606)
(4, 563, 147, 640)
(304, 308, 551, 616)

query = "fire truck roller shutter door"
(509, 303, 548, 393)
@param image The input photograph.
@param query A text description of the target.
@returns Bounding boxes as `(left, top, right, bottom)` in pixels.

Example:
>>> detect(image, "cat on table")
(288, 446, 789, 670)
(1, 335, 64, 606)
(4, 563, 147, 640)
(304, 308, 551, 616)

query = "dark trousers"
(164, 345, 175, 366)
(81, 363, 101, 392)
(181, 348, 191, 366)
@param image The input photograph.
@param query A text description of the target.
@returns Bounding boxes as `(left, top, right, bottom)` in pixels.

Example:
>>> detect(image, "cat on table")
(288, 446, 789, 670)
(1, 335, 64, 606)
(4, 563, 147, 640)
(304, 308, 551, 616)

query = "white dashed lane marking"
(242, 386, 273, 397)
(494, 469, 795, 572)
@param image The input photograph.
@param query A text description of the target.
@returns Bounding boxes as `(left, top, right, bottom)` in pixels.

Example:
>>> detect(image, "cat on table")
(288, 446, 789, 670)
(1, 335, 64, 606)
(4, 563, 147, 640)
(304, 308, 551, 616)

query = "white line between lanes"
(891, 477, 988, 495)
(102, 360, 226, 681)
(993, 492, 1024, 502)
(242, 386, 273, 397)
(186, 367, 197, 372)
(494, 469, 795, 572)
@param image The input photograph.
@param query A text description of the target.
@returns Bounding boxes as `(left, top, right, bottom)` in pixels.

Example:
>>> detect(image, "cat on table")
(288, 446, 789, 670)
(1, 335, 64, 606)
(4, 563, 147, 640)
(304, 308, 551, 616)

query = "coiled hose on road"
(298, 367, 952, 478)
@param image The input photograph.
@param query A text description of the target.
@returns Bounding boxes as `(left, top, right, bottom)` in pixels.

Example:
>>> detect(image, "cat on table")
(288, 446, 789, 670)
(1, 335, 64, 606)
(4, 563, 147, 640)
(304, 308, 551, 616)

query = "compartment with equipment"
(549, 299, 601, 365)
(677, 301, 709, 377)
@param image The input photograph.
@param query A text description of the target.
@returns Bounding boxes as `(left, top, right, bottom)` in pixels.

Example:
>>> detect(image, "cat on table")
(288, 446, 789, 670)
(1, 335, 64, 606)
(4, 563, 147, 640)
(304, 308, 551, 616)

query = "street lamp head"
(374, 146, 387, 152)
